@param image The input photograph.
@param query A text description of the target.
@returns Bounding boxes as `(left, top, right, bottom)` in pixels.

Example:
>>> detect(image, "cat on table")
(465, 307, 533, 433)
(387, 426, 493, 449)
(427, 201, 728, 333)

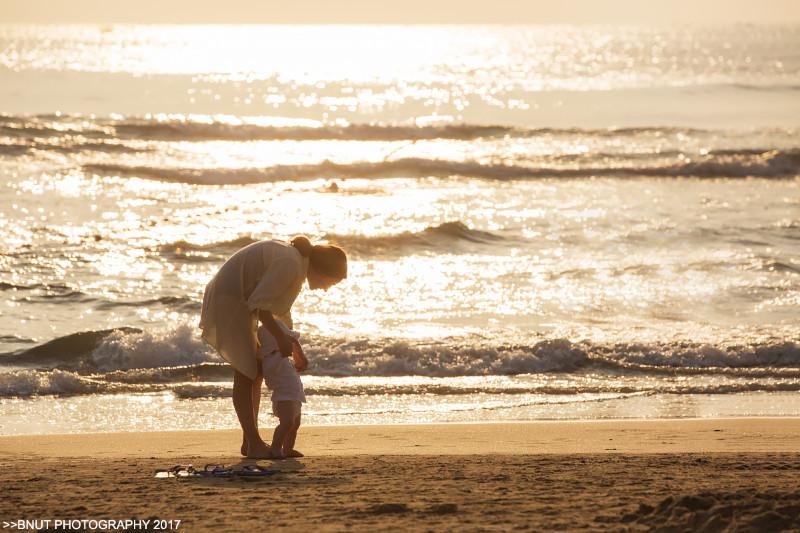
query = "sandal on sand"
(155, 465, 200, 478)
(236, 464, 277, 477)
(155, 463, 277, 478)
(155, 464, 234, 478)
(203, 464, 236, 477)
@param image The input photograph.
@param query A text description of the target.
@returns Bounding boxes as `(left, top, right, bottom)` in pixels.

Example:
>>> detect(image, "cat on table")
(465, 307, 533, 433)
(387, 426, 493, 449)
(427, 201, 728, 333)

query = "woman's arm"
(258, 310, 292, 358)
(292, 339, 308, 372)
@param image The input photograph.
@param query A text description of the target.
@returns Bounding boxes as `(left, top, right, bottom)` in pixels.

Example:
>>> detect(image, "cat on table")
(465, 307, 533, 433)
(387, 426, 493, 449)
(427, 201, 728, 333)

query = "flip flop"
(202, 464, 236, 477)
(155, 463, 277, 478)
(154, 465, 199, 478)
(236, 464, 277, 477)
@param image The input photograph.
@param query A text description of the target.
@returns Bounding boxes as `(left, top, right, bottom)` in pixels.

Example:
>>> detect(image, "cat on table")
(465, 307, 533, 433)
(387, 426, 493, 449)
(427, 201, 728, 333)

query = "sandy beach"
(2, 419, 800, 531)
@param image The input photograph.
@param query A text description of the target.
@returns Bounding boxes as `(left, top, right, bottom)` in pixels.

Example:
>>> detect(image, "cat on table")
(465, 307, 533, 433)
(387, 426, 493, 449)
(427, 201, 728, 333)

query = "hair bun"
(290, 235, 313, 257)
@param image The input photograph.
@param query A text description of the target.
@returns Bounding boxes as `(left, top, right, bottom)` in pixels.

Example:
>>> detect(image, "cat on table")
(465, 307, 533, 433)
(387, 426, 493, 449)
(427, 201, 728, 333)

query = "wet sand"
(2, 419, 800, 531)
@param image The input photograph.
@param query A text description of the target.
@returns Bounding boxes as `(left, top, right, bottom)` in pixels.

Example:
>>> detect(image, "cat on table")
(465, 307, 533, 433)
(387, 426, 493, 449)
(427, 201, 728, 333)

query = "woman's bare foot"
(246, 441, 274, 459)
(241, 440, 247, 457)
(283, 449, 304, 458)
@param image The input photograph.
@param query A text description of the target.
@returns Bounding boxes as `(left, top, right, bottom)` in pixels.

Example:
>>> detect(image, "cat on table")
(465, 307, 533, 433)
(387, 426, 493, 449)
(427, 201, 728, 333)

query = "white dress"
(199, 240, 308, 380)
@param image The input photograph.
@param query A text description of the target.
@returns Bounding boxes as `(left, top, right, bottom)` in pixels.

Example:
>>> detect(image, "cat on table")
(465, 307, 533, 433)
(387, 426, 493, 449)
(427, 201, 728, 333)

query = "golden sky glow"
(2, 0, 800, 24)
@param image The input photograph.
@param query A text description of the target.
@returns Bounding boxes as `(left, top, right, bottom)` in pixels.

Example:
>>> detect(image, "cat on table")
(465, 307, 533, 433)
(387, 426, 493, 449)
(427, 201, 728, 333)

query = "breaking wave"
(0, 139, 150, 157)
(1, 325, 214, 372)
(1, 324, 799, 398)
(3, 324, 798, 376)
(155, 223, 503, 260)
(1, 114, 720, 142)
(169, 381, 800, 400)
(0, 369, 152, 397)
(82, 150, 800, 184)
(158, 236, 259, 253)
(4, 369, 800, 399)
(0, 281, 199, 311)
(324, 221, 505, 255)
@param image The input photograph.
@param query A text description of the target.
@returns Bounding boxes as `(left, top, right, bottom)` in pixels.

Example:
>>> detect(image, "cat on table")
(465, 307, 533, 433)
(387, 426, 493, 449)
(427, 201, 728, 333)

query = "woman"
(199, 236, 347, 458)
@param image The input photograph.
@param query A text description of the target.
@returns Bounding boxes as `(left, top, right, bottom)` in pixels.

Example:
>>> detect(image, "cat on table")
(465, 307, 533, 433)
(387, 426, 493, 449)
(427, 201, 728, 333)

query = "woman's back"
(214, 240, 287, 300)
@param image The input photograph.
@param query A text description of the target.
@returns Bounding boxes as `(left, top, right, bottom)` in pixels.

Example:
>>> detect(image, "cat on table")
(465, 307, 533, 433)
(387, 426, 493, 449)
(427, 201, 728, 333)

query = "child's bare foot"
(270, 448, 286, 459)
(283, 449, 304, 458)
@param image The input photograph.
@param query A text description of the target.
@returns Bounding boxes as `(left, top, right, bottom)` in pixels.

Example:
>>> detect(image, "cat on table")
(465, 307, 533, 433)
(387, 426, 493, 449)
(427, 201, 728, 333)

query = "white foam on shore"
(90, 323, 217, 372)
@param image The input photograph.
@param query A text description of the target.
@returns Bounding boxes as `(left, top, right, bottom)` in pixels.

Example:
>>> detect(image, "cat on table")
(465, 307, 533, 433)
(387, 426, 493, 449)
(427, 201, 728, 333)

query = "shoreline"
(2, 417, 800, 458)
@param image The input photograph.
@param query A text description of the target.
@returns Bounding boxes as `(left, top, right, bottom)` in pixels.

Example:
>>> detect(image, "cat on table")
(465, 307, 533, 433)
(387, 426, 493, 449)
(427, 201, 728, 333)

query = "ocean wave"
(157, 235, 258, 255)
(103, 121, 720, 142)
(0, 335, 35, 344)
(156, 229, 512, 262)
(81, 150, 800, 184)
(89, 324, 218, 372)
(0, 143, 31, 156)
(728, 83, 800, 92)
(301, 338, 800, 377)
(324, 221, 505, 255)
(1, 327, 143, 369)
(3, 325, 799, 378)
(590, 341, 800, 371)
(4, 368, 800, 399)
(12, 290, 95, 304)
(111, 120, 515, 141)
(1, 329, 799, 398)
(38, 141, 150, 155)
(0, 123, 100, 139)
(0, 280, 198, 309)
(1, 114, 719, 142)
(0, 325, 214, 372)
(167, 382, 615, 399)
(82, 159, 547, 183)
(93, 295, 201, 311)
(97, 362, 232, 384)
(169, 381, 800, 400)
(0, 282, 76, 292)
(0, 139, 150, 158)
(759, 261, 800, 275)
(297, 338, 589, 377)
(0, 369, 155, 397)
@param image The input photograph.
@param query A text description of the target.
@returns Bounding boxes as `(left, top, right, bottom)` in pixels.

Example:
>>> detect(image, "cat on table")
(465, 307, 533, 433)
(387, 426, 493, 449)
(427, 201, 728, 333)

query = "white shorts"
(261, 353, 306, 403)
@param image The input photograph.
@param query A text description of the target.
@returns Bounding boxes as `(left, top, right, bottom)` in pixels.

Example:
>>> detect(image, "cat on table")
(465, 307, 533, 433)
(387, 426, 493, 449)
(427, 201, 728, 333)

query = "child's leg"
(270, 401, 297, 458)
(283, 404, 303, 457)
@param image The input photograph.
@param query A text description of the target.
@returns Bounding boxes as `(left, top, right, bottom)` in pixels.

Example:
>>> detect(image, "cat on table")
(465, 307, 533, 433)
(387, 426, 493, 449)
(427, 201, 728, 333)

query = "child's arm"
(292, 340, 308, 372)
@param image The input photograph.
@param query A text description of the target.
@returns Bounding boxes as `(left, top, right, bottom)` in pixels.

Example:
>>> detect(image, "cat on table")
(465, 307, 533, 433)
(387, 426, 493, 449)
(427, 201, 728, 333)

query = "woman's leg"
(233, 369, 271, 458)
(252, 367, 263, 427)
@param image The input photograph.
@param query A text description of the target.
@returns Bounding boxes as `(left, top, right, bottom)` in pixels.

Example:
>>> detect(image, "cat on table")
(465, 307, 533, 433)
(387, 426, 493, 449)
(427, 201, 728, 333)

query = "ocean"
(0, 24, 798, 435)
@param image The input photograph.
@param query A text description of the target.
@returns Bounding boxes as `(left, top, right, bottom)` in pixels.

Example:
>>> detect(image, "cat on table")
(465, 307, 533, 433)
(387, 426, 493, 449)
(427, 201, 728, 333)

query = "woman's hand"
(292, 340, 308, 372)
(258, 310, 293, 358)
(276, 333, 293, 359)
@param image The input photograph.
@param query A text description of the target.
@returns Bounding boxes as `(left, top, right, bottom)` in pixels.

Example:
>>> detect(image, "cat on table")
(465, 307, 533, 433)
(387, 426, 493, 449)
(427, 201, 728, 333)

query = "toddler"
(257, 321, 308, 459)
